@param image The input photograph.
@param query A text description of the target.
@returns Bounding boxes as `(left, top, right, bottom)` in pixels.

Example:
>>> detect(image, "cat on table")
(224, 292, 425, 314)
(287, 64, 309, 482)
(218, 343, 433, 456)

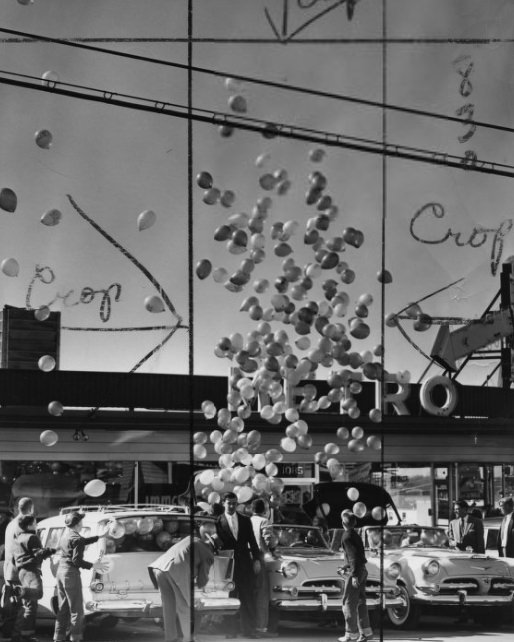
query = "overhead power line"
(1, 69, 513, 178)
(0, 26, 512, 136)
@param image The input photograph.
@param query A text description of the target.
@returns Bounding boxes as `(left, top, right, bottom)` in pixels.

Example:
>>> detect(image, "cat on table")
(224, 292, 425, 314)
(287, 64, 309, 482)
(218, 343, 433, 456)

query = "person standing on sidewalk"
(250, 498, 275, 638)
(53, 511, 107, 642)
(338, 511, 373, 642)
(12, 515, 56, 642)
(2, 497, 34, 641)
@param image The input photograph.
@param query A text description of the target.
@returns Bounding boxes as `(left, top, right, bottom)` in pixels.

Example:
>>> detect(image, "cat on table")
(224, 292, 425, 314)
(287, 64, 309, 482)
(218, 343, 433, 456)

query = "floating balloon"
(35, 129, 53, 149)
(228, 94, 247, 113)
(40, 429, 58, 447)
(137, 517, 154, 535)
(84, 479, 106, 498)
(203, 187, 220, 205)
(40, 208, 62, 226)
(199, 469, 215, 485)
(109, 521, 126, 539)
(347, 487, 359, 501)
(137, 209, 156, 231)
(0, 188, 17, 213)
(367, 435, 382, 450)
(48, 400, 63, 417)
(144, 295, 165, 313)
(220, 190, 236, 208)
(196, 171, 213, 189)
(348, 438, 366, 452)
(371, 506, 386, 521)
(255, 152, 270, 168)
(280, 436, 296, 453)
(369, 408, 382, 423)
(236, 486, 253, 503)
(1, 258, 19, 277)
(38, 355, 56, 372)
(212, 267, 228, 283)
(193, 444, 207, 460)
(34, 305, 51, 322)
(196, 259, 212, 280)
(377, 269, 393, 284)
(18, 0, 34, 5)
(351, 426, 365, 440)
(201, 400, 216, 419)
(309, 148, 326, 162)
(353, 501, 367, 518)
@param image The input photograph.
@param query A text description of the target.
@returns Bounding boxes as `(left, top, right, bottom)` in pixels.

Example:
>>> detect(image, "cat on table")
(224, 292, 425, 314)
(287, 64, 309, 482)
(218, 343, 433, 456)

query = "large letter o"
(419, 376, 458, 417)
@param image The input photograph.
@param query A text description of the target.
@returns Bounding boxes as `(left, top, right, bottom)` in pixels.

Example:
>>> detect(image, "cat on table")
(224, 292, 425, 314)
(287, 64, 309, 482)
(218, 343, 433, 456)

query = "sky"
(1, 0, 514, 388)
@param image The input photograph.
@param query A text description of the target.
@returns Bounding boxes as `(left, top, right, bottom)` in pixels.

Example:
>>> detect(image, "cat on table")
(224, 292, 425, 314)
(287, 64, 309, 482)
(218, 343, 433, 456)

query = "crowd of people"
(1, 493, 514, 642)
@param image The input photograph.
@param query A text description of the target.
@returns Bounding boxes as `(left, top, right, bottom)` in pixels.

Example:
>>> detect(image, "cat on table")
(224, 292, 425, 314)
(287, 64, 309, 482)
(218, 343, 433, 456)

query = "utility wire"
(0, 26, 513, 136)
(1, 70, 514, 178)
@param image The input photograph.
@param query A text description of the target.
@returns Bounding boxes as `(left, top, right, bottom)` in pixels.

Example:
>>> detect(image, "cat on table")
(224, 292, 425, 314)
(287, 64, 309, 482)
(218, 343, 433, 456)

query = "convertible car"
(331, 524, 514, 628)
(265, 523, 404, 625)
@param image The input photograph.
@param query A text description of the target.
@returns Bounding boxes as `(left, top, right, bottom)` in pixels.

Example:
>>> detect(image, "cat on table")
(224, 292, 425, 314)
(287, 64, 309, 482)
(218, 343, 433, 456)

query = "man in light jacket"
(148, 533, 214, 642)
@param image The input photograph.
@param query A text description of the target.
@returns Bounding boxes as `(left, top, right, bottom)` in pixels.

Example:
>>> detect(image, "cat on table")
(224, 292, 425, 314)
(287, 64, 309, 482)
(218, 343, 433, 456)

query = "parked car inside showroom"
(264, 523, 404, 626)
(331, 524, 514, 628)
(35, 504, 239, 630)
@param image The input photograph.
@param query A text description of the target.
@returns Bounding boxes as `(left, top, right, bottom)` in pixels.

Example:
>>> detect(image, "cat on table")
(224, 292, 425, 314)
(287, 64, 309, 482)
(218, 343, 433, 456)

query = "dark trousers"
(226, 561, 256, 635)
(54, 565, 85, 642)
(15, 568, 43, 636)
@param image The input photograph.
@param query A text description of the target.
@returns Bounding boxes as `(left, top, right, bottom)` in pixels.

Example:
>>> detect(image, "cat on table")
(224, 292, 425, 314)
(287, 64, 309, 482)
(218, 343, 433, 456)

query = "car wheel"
(386, 585, 419, 629)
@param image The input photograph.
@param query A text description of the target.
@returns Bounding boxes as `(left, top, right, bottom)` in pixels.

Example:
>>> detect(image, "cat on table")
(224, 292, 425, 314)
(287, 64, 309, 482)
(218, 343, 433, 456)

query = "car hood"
(383, 548, 511, 572)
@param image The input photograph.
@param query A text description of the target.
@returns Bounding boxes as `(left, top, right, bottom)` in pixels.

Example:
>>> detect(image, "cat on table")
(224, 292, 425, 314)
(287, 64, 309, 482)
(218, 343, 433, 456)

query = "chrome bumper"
(86, 596, 240, 617)
(272, 595, 404, 612)
(413, 592, 514, 606)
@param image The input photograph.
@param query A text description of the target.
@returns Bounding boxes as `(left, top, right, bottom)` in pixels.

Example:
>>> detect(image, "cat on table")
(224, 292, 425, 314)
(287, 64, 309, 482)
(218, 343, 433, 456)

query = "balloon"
(38, 355, 56, 372)
(144, 295, 165, 313)
(236, 486, 253, 503)
(196, 171, 213, 189)
(48, 400, 63, 416)
(297, 434, 313, 449)
(352, 426, 365, 440)
(198, 469, 215, 485)
(203, 188, 220, 205)
(353, 502, 367, 518)
(35, 129, 53, 149)
(367, 435, 382, 450)
(280, 437, 296, 452)
(324, 442, 340, 455)
(84, 479, 106, 497)
(377, 269, 393, 284)
(18, 0, 34, 5)
(193, 431, 208, 445)
(255, 153, 271, 168)
(137, 209, 156, 231)
(371, 506, 386, 521)
(34, 306, 51, 322)
(309, 148, 326, 162)
(41, 70, 59, 85)
(265, 463, 278, 476)
(252, 454, 266, 470)
(0, 188, 17, 213)
(41, 208, 62, 226)
(369, 408, 382, 423)
(109, 521, 126, 539)
(196, 259, 212, 280)
(228, 94, 247, 113)
(259, 174, 276, 190)
(193, 444, 207, 460)
(348, 438, 366, 452)
(220, 190, 236, 208)
(152, 518, 164, 534)
(265, 448, 283, 463)
(218, 124, 234, 137)
(201, 400, 216, 419)
(137, 517, 154, 535)
(347, 487, 360, 501)
(1, 258, 19, 277)
(40, 429, 58, 447)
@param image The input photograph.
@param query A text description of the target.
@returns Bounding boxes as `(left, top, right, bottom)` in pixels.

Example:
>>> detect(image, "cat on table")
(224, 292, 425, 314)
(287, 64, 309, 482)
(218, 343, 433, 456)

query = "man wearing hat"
(148, 527, 215, 642)
(53, 511, 108, 642)
(448, 499, 484, 553)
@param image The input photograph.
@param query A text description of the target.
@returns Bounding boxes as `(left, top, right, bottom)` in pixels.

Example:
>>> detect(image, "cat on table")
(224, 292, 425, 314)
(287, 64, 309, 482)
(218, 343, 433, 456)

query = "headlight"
(281, 561, 299, 579)
(385, 562, 401, 580)
(423, 560, 440, 577)
(90, 580, 104, 593)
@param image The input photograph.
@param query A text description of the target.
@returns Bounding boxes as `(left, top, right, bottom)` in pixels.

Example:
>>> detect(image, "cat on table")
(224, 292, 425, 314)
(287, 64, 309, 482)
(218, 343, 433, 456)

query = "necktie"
(229, 514, 238, 539)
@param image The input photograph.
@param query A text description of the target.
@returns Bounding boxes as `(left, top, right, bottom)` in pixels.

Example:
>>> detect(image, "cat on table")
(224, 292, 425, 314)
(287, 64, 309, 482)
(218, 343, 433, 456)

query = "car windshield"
(365, 526, 450, 549)
(272, 525, 329, 549)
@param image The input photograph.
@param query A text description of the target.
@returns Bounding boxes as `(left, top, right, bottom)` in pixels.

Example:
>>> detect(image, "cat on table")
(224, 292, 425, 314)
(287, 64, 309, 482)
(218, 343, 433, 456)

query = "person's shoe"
(338, 635, 359, 642)
(357, 634, 373, 642)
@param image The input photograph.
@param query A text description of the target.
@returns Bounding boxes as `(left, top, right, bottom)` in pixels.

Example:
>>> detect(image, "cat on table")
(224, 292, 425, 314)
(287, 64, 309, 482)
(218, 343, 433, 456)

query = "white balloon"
(144, 295, 165, 313)
(137, 209, 157, 231)
(1, 258, 19, 277)
(34, 306, 51, 322)
(41, 70, 59, 86)
(40, 429, 58, 447)
(84, 479, 106, 498)
(48, 400, 64, 417)
(38, 355, 56, 372)
(41, 209, 62, 226)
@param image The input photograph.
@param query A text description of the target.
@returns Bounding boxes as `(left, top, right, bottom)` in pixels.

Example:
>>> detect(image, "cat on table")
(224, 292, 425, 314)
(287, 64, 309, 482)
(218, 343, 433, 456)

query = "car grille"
(301, 579, 343, 596)
(364, 580, 383, 598)
(489, 577, 514, 595)
(438, 578, 480, 595)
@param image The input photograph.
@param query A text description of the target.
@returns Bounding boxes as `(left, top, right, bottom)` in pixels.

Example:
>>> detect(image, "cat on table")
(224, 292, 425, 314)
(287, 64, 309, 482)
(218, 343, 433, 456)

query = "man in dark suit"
(216, 491, 261, 638)
(448, 499, 485, 553)
(497, 497, 514, 557)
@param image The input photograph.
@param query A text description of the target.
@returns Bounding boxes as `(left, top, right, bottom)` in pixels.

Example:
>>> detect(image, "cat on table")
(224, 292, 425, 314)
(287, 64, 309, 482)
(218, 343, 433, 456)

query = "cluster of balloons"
(194, 458, 286, 506)
(344, 487, 386, 522)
